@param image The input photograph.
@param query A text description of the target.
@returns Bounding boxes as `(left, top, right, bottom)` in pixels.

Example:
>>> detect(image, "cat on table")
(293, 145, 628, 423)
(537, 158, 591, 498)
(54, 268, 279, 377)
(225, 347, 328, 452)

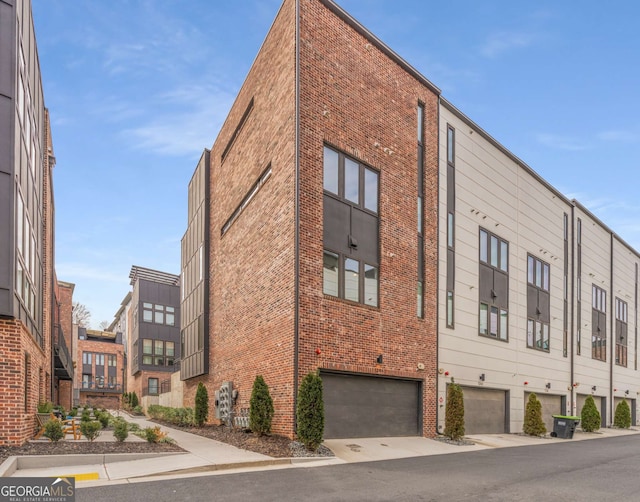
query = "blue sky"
(32, 0, 640, 328)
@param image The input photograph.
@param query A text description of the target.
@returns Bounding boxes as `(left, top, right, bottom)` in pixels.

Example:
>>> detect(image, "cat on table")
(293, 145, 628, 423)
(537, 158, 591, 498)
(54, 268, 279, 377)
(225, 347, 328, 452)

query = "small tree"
(296, 372, 324, 451)
(195, 382, 209, 427)
(523, 393, 546, 436)
(444, 379, 465, 440)
(614, 399, 632, 429)
(44, 419, 64, 442)
(131, 391, 139, 409)
(249, 375, 274, 435)
(80, 421, 102, 442)
(581, 395, 601, 432)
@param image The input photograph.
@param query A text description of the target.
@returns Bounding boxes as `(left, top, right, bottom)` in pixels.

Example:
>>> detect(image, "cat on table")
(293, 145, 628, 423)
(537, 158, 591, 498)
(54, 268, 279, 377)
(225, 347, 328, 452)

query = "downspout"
(435, 98, 441, 435)
(609, 232, 614, 426)
(293, 0, 301, 433)
(570, 205, 575, 413)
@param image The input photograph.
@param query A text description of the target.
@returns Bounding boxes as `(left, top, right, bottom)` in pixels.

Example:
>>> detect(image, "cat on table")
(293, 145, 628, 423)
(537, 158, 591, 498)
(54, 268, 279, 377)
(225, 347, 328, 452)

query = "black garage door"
(321, 372, 421, 439)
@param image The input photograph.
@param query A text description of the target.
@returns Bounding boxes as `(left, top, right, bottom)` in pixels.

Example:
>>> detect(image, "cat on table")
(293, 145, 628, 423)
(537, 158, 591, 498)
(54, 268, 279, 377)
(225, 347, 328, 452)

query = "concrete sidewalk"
(2, 414, 640, 487)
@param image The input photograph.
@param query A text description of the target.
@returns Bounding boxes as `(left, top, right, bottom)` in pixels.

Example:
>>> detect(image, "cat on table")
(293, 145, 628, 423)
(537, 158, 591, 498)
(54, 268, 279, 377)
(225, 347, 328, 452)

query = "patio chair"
(62, 417, 81, 440)
(35, 412, 56, 439)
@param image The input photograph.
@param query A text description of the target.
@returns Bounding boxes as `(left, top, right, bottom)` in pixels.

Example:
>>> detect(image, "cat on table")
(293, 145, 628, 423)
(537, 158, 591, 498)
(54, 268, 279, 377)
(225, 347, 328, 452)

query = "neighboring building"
(75, 328, 125, 409)
(437, 101, 640, 432)
(54, 280, 75, 410)
(128, 266, 180, 401)
(180, 149, 210, 381)
(182, 0, 439, 439)
(0, 0, 69, 445)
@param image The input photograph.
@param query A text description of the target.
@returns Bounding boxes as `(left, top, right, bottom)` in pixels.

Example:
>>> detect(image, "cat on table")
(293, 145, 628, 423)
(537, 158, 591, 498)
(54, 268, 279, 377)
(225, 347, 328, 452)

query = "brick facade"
(76, 335, 125, 409)
(183, 0, 439, 438)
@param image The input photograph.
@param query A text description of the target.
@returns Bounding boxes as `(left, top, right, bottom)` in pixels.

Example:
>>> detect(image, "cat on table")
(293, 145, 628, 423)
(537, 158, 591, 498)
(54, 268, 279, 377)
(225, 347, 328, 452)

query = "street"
(79, 434, 640, 501)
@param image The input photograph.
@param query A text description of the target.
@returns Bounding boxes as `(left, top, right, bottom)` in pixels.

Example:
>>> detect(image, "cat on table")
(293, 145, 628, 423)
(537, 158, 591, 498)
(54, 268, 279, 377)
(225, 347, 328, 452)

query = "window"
(323, 146, 379, 307)
(221, 164, 272, 235)
(82, 352, 92, 365)
(148, 378, 159, 396)
(446, 291, 454, 328)
(417, 282, 424, 318)
(592, 284, 607, 361)
(108, 354, 116, 367)
(95, 354, 104, 366)
(142, 303, 177, 326)
(479, 229, 509, 341)
(82, 374, 90, 389)
(616, 297, 628, 367)
(527, 254, 551, 352)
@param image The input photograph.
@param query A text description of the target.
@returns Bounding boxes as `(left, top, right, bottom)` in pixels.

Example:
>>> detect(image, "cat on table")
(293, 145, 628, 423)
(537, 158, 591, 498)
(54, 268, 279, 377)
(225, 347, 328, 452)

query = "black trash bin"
(550, 415, 580, 439)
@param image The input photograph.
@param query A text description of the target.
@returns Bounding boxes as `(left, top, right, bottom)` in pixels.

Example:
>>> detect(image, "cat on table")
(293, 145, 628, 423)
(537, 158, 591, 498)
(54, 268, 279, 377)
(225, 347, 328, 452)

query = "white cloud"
(480, 32, 536, 58)
(597, 130, 640, 143)
(536, 133, 590, 151)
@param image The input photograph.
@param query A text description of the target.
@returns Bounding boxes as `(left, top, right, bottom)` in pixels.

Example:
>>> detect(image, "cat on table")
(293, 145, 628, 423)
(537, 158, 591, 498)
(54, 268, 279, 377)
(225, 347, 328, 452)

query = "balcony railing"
(53, 324, 73, 380)
(80, 381, 123, 394)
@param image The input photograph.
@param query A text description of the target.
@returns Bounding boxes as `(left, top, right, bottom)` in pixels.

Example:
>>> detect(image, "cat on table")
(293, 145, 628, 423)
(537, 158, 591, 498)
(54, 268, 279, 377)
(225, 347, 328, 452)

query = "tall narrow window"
(592, 284, 607, 361)
(417, 103, 426, 318)
(527, 254, 551, 352)
(615, 297, 628, 367)
(323, 146, 379, 307)
(479, 228, 509, 341)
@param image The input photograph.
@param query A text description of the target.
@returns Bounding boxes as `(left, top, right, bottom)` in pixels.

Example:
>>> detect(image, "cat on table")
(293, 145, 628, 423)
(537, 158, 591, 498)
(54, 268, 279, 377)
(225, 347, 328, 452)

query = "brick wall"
(183, 0, 297, 431)
(297, 0, 439, 437)
(0, 319, 50, 445)
(75, 338, 125, 409)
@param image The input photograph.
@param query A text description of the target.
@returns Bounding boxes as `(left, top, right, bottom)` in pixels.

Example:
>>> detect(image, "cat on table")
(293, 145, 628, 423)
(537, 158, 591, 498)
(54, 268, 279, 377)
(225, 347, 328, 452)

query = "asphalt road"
(78, 435, 640, 502)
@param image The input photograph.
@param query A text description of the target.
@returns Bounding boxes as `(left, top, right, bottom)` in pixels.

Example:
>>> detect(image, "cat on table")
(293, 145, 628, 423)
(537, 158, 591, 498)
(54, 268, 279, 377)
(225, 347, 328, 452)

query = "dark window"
(479, 228, 508, 341)
(592, 284, 607, 361)
(148, 378, 159, 396)
(527, 254, 551, 352)
(323, 146, 379, 307)
(221, 97, 254, 162)
(616, 297, 628, 367)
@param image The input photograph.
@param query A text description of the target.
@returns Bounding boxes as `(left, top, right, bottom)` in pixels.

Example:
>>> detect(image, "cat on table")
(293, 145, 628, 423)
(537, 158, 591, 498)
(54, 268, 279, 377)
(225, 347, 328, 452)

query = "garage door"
(525, 392, 563, 433)
(614, 397, 636, 426)
(461, 386, 507, 434)
(321, 372, 421, 439)
(576, 394, 606, 428)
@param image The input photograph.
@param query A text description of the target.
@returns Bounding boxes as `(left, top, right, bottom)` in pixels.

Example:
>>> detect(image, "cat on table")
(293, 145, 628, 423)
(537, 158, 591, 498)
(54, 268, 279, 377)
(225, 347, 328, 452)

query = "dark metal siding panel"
(351, 207, 378, 264)
(461, 386, 507, 434)
(539, 290, 550, 322)
(493, 271, 508, 309)
(322, 372, 421, 439)
(479, 264, 493, 302)
(447, 249, 454, 290)
(527, 284, 537, 319)
(323, 195, 350, 253)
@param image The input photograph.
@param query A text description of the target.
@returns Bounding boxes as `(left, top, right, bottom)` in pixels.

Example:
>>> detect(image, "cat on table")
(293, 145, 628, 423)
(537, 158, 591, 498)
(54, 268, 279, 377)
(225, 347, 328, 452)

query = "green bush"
(175, 407, 195, 426)
(296, 372, 324, 451)
(43, 419, 64, 442)
(147, 405, 163, 419)
(131, 392, 139, 408)
(195, 382, 209, 427)
(614, 399, 632, 429)
(581, 395, 601, 432)
(132, 405, 143, 415)
(37, 401, 54, 413)
(69, 407, 78, 417)
(444, 380, 465, 440)
(81, 409, 92, 422)
(96, 411, 110, 428)
(113, 418, 129, 442)
(143, 425, 167, 443)
(249, 375, 274, 435)
(523, 393, 546, 436)
(80, 421, 102, 442)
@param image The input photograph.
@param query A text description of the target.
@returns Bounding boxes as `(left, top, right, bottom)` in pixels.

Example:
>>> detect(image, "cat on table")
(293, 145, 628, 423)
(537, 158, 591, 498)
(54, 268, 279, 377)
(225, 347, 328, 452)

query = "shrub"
(523, 393, 546, 436)
(80, 421, 102, 442)
(133, 405, 143, 415)
(195, 382, 209, 427)
(96, 411, 110, 428)
(37, 401, 54, 414)
(43, 419, 64, 442)
(81, 409, 92, 422)
(143, 426, 167, 443)
(296, 372, 324, 451)
(444, 380, 465, 440)
(175, 407, 195, 427)
(69, 407, 78, 417)
(113, 418, 129, 442)
(147, 405, 163, 420)
(249, 375, 274, 435)
(131, 392, 139, 408)
(614, 400, 632, 429)
(55, 405, 67, 418)
(581, 395, 601, 432)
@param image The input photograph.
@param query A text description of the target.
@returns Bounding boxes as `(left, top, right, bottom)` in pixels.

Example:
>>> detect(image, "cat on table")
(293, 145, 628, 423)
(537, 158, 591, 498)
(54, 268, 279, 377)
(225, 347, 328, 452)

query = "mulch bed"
(0, 441, 185, 467)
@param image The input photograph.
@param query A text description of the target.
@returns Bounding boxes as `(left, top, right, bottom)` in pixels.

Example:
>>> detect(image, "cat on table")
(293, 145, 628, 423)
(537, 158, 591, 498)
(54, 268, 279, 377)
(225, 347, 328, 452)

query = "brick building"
(181, 0, 439, 439)
(0, 0, 71, 445)
(128, 266, 180, 401)
(75, 328, 125, 409)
